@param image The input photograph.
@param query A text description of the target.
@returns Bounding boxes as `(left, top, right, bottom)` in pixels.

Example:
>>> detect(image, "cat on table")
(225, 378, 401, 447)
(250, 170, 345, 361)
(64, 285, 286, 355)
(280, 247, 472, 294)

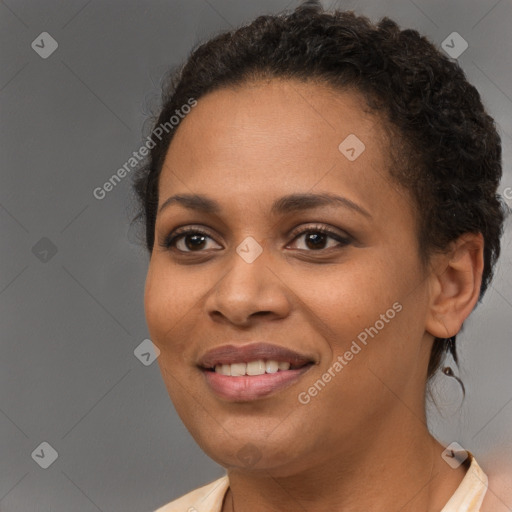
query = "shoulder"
(441, 451, 488, 512)
(154, 475, 230, 512)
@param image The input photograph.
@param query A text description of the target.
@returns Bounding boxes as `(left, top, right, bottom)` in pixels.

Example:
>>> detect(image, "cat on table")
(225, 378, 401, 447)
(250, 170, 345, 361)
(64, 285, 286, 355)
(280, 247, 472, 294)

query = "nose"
(205, 243, 291, 327)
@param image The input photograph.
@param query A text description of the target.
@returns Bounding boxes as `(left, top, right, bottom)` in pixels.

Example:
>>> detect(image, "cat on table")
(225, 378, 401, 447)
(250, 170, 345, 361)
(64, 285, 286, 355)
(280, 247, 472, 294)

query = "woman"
(132, 2, 507, 511)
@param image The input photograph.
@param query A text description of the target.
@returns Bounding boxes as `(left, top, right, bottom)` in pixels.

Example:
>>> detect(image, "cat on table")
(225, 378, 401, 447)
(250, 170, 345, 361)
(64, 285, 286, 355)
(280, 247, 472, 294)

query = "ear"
(425, 233, 484, 339)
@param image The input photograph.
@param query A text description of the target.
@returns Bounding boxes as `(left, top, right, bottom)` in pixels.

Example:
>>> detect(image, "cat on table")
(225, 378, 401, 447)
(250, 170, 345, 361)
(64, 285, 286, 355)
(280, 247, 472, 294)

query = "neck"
(223, 412, 467, 512)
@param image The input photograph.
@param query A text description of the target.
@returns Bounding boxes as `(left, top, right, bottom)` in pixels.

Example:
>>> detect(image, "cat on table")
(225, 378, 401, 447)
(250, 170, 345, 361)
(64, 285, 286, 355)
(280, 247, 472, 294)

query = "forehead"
(158, 79, 397, 215)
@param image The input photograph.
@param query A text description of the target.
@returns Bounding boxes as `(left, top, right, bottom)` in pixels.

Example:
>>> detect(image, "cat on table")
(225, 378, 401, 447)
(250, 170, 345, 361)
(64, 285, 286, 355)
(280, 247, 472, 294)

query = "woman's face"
(144, 79, 435, 475)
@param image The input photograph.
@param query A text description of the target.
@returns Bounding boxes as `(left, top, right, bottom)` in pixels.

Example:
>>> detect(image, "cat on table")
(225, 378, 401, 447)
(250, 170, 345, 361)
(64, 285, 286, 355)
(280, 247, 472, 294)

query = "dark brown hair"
(132, 1, 508, 382)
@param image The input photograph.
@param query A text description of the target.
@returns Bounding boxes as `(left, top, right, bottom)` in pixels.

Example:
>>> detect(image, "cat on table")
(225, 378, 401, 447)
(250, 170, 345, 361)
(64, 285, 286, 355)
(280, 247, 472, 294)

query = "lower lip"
(202, 365, 313, 401)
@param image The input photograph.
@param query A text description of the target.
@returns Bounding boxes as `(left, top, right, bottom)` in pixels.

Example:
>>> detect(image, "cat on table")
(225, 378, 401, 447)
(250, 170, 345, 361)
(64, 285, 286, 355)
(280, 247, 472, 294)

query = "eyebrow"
(158, 192, 372, 218)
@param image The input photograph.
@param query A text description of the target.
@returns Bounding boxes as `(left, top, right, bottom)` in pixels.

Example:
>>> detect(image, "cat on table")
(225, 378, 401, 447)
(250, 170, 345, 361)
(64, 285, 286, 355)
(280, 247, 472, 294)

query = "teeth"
(230, 363, 246, 377)
(246, 360, 265, 376)
(266, 360, 279, 373)
(214, 360, 294, 376)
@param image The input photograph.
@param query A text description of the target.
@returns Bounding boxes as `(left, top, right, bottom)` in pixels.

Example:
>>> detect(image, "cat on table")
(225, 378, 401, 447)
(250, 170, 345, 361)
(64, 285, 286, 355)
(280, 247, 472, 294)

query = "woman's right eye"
(161, 228, 222, 253)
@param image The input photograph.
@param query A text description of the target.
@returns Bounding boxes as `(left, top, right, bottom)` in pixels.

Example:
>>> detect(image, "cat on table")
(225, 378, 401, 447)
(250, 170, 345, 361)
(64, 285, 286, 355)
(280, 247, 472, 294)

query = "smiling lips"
(198, 343, 315, 401)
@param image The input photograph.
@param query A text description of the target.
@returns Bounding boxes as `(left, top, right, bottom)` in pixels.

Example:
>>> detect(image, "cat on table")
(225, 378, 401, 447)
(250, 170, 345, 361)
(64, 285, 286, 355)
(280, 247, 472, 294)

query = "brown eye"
(288, 225, 352, 251)
(177, 233, 209, 251)
(162, 228, 222, 252)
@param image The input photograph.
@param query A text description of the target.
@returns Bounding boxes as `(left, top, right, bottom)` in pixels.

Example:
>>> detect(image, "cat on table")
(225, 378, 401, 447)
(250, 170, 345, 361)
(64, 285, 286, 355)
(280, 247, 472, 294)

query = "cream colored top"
(155, 452, 488, 512)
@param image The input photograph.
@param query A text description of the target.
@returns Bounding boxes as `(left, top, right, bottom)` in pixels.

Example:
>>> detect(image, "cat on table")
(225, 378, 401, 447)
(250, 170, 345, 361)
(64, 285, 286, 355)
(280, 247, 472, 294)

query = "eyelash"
(160, 224, 352, 254)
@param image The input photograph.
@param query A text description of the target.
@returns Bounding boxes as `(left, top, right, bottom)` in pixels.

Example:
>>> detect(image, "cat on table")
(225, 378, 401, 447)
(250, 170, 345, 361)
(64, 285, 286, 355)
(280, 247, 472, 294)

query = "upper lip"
(198, 343, 315, 369)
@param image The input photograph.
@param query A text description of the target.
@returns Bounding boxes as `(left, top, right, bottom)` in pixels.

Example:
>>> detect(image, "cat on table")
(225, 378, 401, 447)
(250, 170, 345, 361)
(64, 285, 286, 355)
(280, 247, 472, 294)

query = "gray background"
(1, 0, 511, 511)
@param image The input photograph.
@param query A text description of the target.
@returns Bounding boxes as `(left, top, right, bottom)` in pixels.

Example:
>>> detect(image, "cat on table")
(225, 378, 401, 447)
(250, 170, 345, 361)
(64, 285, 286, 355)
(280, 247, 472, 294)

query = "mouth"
(198, 343, 316, 401)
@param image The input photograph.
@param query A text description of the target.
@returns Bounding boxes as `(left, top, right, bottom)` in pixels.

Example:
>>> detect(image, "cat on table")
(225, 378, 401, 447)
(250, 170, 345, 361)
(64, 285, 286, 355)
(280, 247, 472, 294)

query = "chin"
(190, 424, 312, 475)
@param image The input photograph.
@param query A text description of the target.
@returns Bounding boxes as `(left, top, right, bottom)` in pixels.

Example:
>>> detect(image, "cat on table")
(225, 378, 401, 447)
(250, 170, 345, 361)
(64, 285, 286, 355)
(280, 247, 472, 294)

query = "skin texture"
(144, 79, 484, 512)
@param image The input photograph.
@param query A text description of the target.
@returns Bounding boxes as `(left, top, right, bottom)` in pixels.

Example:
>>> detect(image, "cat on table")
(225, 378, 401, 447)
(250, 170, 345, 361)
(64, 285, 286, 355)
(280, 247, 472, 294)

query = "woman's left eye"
(287, 226, 351, 251)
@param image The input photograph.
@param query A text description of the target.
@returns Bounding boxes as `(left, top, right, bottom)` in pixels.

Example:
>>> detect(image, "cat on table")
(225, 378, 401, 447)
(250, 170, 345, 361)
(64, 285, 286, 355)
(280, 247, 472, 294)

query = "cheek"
(302, 251, 423, 375)
(144, 266, 201, 405)
(144, 264, 188, 353)
(144, 267, 167, 343)
(295, 257, 400, 347)
(144, 262, 214, 374)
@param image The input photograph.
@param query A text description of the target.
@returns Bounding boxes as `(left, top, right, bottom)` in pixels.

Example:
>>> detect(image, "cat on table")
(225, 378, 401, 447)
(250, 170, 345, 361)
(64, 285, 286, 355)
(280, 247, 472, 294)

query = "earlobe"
(425, 233, 484, 339)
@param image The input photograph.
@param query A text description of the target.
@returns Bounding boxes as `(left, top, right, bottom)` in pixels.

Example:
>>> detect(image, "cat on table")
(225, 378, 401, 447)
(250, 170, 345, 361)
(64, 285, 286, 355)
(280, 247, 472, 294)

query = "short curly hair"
(132, 0, 507, 382)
